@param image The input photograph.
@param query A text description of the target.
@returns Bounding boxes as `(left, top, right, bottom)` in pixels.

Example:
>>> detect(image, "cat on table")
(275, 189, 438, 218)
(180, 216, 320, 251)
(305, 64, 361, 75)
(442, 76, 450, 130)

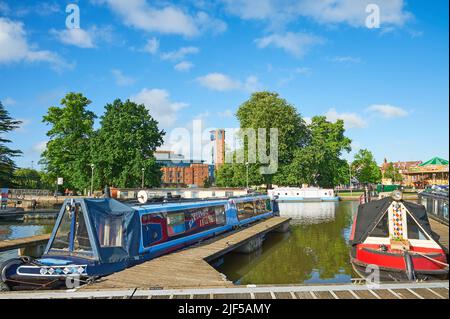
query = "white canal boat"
(268, 187, 340, 202)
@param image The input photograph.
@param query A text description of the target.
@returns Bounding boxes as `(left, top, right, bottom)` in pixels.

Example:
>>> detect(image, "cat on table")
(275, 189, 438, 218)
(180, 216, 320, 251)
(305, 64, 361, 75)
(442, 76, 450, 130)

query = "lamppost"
(90, 164, 95, 196)
(349, 161, 352, 195)
(141, 167, 145, 188)
(246, 162, 249, 190)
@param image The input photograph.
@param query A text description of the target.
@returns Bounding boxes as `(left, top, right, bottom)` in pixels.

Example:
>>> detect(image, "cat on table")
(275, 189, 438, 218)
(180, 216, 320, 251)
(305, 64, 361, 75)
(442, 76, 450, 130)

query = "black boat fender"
(0, 257, 25, 291)
(403, 250, 416, 281)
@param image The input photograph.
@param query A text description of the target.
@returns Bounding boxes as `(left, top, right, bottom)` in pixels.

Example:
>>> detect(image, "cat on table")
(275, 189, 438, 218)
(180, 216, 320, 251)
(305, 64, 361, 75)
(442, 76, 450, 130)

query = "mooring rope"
(410, 251, 449, 268)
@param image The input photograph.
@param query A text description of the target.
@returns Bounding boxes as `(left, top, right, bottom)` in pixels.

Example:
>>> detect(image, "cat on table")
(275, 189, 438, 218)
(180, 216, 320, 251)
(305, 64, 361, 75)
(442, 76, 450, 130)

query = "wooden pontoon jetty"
(0, 211, 447, 299)
(85, 216, 291, 290)
(0, 234, 51, 253)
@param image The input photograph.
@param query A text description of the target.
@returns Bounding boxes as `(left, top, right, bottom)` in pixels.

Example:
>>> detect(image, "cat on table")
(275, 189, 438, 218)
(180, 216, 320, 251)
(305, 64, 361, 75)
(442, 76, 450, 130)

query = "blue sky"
(0, 0, 448, 169)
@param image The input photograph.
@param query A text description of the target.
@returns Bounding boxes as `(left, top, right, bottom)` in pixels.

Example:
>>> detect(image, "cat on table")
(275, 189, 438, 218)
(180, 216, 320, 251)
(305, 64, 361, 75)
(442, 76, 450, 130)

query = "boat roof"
(350, 197, 439, 246)
(132, 194, 269, 214)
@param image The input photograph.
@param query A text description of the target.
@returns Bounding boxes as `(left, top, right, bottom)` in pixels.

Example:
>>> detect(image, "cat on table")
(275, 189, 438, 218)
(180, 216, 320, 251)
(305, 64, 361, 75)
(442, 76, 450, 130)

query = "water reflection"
(278, 202, 336, 224)
(0, 220, 54, 263)
(214, 201, 359, 285)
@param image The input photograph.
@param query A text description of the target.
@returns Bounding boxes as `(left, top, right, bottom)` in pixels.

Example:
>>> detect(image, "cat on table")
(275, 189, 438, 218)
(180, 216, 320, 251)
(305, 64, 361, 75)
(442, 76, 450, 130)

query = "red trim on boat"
(355, 244, 447, 272)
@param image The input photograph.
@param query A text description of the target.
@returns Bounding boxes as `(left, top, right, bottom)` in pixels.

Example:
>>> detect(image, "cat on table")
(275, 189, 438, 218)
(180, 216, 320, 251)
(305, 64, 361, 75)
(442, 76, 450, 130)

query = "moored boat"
(0, 194, 277, 290)
(349, 191, 448, 281)
(268, 187, 339, 202)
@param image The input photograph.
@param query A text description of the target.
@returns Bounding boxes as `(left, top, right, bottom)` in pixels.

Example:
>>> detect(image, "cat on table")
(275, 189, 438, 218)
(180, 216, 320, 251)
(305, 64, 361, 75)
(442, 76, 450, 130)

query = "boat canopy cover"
(84, 198, 140, 264)
(349, 197, 439, 246)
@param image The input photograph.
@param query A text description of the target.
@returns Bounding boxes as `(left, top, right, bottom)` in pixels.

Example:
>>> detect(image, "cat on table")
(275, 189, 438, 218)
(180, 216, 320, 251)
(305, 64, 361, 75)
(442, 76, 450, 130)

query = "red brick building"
(155, 151, 211, 187)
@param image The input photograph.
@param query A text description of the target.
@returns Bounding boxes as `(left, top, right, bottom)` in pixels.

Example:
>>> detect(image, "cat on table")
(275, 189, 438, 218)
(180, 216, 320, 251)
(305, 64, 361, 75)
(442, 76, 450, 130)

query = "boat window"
(167, 212, 186, 237)
(255, 200, 269, 214)
(50, 206, 72, 251)
(96, 215, 124, 248)
(214, 206, 226, 225)
(73, 206, 93, 255)
(407, 214, 429, 240)
(237, 201, 255, 220)
(370, 213, 389, 237)
(265, 199, 272, 212)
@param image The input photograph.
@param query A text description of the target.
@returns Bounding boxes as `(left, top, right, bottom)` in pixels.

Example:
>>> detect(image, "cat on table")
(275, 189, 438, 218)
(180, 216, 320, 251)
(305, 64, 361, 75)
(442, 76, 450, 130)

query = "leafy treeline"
(39, 93, 164, 193)
(0, 102, 22, 187)
(216, 92, 381, 188)
(2, 91, 382, 191)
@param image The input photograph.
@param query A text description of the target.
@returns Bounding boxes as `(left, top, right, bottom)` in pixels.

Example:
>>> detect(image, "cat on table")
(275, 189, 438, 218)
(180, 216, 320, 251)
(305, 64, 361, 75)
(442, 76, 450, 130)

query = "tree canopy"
(39, 94, 165, 192)
(383, 162, 403, 183)
(91, 99, 164, 188)
(40, 93, 96, 192)
(351, 149, 382, 184)
(0, 101, 22, 187)
(216, 92, 352, 189)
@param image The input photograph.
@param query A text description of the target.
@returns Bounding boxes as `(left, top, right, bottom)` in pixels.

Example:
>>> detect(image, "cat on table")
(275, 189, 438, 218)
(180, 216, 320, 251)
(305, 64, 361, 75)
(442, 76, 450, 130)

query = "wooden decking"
(0, 234, 51, 253)
(84, 217, 290, 290)
(1, 281, 448, 299)
(429, 218, 449, 252)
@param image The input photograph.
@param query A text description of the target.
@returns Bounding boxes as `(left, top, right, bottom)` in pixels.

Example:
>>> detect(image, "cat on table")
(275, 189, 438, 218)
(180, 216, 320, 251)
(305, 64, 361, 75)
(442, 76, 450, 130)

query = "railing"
(8, 189, 53, 197)
(418, 191, 449, 225)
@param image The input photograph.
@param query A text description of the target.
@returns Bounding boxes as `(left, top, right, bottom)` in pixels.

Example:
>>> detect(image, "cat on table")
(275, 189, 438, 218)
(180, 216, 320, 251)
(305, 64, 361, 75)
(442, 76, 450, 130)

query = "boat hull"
(351, 258, 448, 281)
(351, 244, 448, 281)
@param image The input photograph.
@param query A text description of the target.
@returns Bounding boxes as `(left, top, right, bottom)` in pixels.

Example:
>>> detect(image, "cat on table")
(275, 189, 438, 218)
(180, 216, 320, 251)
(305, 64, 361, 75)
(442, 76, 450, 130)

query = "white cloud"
(297, 0, 412, 27)
(1, 97, 17, 107)
(255, 32, 324, 57)
(196, 73, 240, 91)
(50, 25, 115, 48)
(366, 104, 408, 118)
(0, 18, 71, 71)
(143, 37, 159, 54)
(93, 0, 226, 37)
(174, 61, 194, 72)
(16, 118, 31, 133)
(195, 11, 227, 35)
(196, 73, 262, 92)
(131, 88, 188, 128)
(111, 69, 135, 86)
(160, 46, 199, 61)
(223, 0, 412, 29)
(217, 109, 234, 118)
(243, 75, 263, 92)
(33, 140, 47, 154)
(50, 28, 94, 48)
(325, 108, 367, 129)
(331, 56, 362, 64)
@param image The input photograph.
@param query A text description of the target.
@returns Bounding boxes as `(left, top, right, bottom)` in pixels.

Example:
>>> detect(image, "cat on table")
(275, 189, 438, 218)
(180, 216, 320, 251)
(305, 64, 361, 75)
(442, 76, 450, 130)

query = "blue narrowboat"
(0, 194, 277, 290)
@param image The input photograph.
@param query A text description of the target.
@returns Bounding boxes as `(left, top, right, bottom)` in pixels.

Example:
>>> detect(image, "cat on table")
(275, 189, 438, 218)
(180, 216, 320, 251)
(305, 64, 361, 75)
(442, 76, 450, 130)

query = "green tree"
(235, 91, 308, 187)
(91, 99, 164, 188)
(40, 93, 96, 192)
(352, 149, 382, 184)
(384, 163, 403, 183)
(0, 101, 22, 187)
(275, 116, 351, 188)
(12, 168, 41, 189)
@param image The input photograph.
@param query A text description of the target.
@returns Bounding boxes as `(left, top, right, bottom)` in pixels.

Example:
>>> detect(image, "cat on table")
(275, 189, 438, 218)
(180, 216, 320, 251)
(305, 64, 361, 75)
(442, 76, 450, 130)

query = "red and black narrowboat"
(349, 191, 448, 281)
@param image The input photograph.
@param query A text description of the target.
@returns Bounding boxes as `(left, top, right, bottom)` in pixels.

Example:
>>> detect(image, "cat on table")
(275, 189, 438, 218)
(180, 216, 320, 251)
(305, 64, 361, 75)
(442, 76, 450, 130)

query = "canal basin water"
(0, 220, 54, 263)
(213, 201, 359, 285)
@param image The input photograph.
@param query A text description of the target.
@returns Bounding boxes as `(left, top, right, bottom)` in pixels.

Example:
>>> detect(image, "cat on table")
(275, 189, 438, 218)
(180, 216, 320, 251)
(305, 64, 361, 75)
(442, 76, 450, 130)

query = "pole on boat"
(90, 163, 95, 196)
(141, 167, 145, 188)
(246, 162, 249, 190)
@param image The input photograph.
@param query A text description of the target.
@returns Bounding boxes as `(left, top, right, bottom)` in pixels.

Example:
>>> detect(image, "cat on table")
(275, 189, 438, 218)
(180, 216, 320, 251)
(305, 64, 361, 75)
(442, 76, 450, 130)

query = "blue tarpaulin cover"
(84, 198, 141, 264)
